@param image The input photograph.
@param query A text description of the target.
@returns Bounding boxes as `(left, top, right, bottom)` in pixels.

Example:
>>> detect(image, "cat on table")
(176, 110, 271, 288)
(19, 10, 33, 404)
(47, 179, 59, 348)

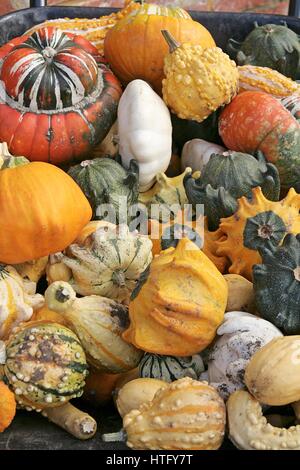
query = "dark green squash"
(68, 157, 139, 222)
(184, 150, 280, 230)
(139, 353, 204, 383)
(253, 233, 300, 335)
(228, 23, 300, 79)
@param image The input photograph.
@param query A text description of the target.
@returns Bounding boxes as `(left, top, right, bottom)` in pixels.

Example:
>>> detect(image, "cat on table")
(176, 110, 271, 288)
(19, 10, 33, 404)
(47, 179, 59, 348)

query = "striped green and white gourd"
(1, 28, 98, 111)
(4, 322, 88, 410)
(139, 353, 204, 383)
(59, 223, 153, 303)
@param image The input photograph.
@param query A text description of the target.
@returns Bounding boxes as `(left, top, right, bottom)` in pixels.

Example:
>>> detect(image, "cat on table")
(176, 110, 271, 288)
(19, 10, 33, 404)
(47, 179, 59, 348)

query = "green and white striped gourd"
(139, 353, 204, 383)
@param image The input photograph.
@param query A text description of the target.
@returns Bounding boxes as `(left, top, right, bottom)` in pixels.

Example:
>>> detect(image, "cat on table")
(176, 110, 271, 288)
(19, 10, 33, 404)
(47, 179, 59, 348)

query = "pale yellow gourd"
(44, 281, 142, 373)
(116, 378, 168, 418)
(0, 265, 44, 339)
(124, 377, 226, 450)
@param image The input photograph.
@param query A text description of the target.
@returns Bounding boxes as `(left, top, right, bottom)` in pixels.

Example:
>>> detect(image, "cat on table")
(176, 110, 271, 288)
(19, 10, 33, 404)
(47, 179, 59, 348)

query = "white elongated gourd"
(118, 80, 172, 192)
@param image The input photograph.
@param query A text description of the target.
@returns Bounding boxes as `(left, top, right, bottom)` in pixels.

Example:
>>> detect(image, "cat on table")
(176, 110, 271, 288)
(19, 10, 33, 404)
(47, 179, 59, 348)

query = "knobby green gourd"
(184, 150, 280, 230)
(68, 157, 139, 222)
(139, 353, 204, 383)
(4, 322, 88, 410)
(253, 233, 300, 334)
(228, 22, 300, 79)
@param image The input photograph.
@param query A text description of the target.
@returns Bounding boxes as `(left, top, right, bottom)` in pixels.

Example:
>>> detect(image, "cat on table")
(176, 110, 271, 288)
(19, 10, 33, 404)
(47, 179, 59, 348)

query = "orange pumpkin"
(104, 3, 215, 93)
(0, 155, 92, 264)
(219, 91, 300, 192)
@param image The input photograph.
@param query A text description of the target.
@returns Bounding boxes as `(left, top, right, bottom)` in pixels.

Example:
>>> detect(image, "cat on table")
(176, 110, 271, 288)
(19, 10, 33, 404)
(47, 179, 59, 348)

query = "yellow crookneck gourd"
(0, 265, 44, 339)
(161, 30, 239, 123)
(123, 238, 228, 356)
(44, 281, 142, 373)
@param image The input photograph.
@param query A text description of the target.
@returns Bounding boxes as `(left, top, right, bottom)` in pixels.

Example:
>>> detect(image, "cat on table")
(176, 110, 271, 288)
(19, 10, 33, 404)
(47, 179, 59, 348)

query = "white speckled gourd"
(227, 390, 300, 450)
(0, 265, 44, 339)
(45, 281, 142, 373)
(206, 311, 282, 399)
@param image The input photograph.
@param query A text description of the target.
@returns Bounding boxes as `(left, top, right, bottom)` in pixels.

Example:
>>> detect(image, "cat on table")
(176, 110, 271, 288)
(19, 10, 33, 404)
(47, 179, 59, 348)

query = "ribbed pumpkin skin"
(139, 353, 204, 382)
(184, 150, 280, 230)
(123, 238, 228, 356)
(216, 187, 300, 281)
(0, 28, 122, 165)
(124, 377, 226, 450)
(4, 321, 88, 409)
(219, 91, 300, 192)
(68, 158, 139, 221)
(0, 162, 92, 264)
(104, 4, 215, 93)
(253, 234, 300, 334)
(244, 336, 300, 406)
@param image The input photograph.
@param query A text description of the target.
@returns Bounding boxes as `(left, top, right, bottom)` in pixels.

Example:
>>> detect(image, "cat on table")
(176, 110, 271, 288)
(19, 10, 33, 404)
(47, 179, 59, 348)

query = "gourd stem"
(101, 429, 127, 442)
(1, 156, 29, 170)
(161, 30, 180, 53)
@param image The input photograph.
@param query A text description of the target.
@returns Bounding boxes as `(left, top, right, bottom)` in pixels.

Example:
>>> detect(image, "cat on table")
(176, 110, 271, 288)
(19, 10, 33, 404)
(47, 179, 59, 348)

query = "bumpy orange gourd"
(0, 381, 16, 433)
(104, 3, 215, 93)
(123, 238, 228, 356)
(215, 187, 300, 281)
(0, 154, 92, 264)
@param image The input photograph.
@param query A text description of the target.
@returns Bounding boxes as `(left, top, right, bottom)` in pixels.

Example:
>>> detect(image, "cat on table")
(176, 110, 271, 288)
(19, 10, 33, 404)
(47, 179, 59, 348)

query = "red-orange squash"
(0, 155, 92, 264)
(0, 27, 122, 164)
(219, 91, 300, 192)
(104, 3, 215, 93)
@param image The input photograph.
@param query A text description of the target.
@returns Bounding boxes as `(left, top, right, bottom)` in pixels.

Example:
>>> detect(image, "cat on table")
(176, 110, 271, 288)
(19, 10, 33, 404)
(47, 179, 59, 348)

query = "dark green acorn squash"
(184, 150, 280, 230)
(228, 22, 300, 79)
(253, 233, 300, 334)
(68, 157, 139, 222)
(139, 353, 204, 383)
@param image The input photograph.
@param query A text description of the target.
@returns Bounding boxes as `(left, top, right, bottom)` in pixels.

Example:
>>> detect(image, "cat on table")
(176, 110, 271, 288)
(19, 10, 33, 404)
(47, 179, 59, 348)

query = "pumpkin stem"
(1, 156, 29, 169)
(161, 30, 180, 53)
(42, 46, 57, 64)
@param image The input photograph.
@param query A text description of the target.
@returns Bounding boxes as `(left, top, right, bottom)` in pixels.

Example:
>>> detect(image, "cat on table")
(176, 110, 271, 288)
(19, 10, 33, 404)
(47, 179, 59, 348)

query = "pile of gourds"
(0, 0, 299, 451)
